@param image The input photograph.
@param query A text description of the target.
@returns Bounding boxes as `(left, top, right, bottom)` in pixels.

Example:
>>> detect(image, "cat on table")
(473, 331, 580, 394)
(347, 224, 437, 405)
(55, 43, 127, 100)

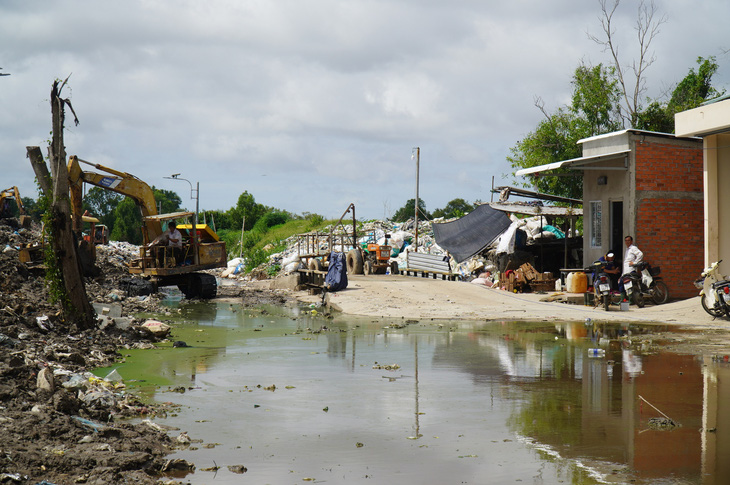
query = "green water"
(100, 299, 730, 485)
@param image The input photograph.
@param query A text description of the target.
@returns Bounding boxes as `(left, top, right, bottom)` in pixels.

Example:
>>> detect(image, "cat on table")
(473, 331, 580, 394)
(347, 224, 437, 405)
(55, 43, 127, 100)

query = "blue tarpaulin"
(325, 251, 348, 292)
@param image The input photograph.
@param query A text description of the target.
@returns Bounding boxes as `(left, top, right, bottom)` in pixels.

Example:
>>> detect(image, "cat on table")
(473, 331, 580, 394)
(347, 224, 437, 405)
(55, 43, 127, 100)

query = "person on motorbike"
(599, 252, 621, 291)
(619, 236, 644, 300)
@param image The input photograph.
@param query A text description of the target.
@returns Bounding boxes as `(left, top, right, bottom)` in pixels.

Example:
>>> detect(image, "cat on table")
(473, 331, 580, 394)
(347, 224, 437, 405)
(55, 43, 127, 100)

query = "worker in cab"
(148, 221, 183, 266)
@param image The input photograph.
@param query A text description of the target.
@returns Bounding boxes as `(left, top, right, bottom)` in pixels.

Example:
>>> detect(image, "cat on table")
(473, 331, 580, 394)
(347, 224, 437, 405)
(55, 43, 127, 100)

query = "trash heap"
(223, 218, 451, 280)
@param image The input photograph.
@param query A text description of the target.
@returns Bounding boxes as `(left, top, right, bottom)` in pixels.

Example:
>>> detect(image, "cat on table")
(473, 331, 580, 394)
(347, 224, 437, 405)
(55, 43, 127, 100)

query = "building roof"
(515, 149, 629, 176)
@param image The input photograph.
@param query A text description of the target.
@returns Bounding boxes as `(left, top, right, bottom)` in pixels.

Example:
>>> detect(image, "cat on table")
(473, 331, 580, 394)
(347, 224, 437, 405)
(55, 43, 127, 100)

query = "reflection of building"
(432, 325, 730, 483)
(700, 358, 730, 481)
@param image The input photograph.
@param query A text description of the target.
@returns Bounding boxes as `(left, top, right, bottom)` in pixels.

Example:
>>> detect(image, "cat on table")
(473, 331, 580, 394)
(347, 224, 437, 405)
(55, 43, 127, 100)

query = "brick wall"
(633, 141, 703, 299)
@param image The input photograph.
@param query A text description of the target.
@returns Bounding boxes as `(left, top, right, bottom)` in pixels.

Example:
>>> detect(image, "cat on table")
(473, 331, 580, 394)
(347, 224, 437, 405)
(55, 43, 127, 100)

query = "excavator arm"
(67, 155, 162, 241)
(0, 186, 25, 216)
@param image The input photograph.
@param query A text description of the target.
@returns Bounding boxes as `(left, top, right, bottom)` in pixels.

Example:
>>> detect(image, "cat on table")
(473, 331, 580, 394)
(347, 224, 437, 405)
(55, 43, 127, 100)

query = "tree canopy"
(392, 198, 430, 223)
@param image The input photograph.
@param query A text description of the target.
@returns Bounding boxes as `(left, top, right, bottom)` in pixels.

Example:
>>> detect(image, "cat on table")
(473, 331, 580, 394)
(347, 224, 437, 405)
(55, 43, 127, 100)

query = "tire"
(603, 295, 610, 311)
(651, 280, 670, 305)
(346, 249, 364, 275)
(390, 261, 399, 275)
(633, 290, 645, 308)
(701, 292, 725, 317)
(307, 258, 322, 271)
(364, 260, 373, 275)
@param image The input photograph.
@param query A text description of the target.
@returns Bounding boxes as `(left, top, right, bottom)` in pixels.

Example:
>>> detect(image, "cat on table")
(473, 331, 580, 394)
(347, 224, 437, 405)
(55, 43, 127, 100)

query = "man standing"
(623, 236, 643, 275)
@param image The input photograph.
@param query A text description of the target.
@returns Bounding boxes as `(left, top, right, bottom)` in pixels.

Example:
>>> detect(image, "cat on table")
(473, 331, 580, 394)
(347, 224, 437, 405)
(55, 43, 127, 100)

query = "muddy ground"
(0, 218, 290, 485)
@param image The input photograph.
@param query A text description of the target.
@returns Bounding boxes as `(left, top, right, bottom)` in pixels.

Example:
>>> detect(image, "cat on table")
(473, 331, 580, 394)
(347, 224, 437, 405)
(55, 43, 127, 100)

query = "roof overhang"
(489, 202, 583, 217)
(515, 149, 630, 176)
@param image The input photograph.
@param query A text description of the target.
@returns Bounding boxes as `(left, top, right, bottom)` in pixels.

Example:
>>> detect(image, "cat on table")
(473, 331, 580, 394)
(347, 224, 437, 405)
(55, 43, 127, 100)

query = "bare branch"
(588, 0, 666, 126)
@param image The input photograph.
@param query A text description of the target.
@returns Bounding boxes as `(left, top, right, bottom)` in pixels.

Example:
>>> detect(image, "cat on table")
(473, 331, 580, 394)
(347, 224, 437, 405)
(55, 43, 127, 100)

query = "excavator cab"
(129, 212, 226, 298)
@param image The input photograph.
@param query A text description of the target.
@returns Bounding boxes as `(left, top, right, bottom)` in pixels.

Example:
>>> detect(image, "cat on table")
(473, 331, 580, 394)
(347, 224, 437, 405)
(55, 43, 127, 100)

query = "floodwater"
(103, 299, 730, 484)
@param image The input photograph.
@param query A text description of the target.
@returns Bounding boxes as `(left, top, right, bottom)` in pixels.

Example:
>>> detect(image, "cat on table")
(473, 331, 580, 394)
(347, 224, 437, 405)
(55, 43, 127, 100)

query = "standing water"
(102, 300, 730, 484)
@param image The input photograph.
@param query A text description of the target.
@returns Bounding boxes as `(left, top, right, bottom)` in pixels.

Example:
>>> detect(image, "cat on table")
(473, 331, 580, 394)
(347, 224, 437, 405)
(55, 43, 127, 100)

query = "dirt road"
(293, 274, 725, 328)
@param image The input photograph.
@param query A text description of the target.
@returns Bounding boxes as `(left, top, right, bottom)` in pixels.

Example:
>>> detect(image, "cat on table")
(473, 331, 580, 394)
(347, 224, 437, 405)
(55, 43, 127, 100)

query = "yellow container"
(566, 271, 588, 293)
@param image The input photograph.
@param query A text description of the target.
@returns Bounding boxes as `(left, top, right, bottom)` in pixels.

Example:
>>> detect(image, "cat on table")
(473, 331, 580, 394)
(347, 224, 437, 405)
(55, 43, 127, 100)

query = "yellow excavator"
(1, 186, 31, 227)
(67, 156, 226, 298)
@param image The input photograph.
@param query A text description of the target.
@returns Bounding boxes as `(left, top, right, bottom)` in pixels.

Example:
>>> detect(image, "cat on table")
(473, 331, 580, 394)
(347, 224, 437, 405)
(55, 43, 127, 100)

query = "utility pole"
(413, 147, 420, 251)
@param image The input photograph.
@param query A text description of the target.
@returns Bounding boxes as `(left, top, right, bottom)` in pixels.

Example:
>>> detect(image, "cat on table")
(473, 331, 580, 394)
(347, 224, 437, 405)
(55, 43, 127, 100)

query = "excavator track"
(176, 273, 217, 299)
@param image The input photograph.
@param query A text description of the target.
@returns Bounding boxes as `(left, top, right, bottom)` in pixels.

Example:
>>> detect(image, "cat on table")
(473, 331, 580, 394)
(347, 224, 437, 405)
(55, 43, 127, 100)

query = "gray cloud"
(1, 0, 728, 219)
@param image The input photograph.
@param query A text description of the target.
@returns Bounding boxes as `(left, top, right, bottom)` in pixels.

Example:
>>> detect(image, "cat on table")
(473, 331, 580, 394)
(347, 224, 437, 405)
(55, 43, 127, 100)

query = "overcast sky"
(1, 0, 728, 221)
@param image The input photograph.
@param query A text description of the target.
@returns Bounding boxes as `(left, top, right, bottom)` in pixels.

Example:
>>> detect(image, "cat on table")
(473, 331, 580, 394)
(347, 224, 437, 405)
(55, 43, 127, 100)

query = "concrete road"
(292, 273, 727, 328)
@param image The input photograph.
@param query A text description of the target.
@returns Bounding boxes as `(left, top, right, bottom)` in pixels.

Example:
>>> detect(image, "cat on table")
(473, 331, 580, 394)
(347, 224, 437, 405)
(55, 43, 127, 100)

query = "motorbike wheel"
(603, 295, 610, 311)
(701, 293, 725, 317)
(651, 280, 670, 304)
(633, 291, 645, 308)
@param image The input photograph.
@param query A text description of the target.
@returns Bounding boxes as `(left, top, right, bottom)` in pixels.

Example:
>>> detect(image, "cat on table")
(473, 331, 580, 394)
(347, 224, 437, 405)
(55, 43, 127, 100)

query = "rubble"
(0, 216, 186, 483)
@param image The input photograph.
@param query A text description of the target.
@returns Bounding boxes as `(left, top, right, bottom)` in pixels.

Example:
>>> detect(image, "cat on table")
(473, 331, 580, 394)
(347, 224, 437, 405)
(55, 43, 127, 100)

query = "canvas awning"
(432, 204, 512, 263)
(515, 149, 630, 176)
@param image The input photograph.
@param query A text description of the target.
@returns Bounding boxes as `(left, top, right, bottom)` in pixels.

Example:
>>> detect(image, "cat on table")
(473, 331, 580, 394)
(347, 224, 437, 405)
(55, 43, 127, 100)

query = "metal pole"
(414, 147, 420, 251)
(192, 181, 200, 265)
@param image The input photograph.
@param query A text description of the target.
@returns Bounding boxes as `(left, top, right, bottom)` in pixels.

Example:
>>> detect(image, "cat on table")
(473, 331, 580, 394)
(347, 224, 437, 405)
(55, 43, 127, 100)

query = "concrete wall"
(676, 99, 730, 279)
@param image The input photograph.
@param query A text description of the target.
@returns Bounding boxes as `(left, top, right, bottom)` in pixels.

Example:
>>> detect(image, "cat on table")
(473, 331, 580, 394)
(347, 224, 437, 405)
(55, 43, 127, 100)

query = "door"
(610, 201, 623, 257)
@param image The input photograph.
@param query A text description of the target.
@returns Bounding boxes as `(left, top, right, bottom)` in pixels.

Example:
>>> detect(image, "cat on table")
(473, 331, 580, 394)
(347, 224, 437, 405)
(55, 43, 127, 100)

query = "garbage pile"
(219, 212, 579, 294)
(223, 218, 452, 281)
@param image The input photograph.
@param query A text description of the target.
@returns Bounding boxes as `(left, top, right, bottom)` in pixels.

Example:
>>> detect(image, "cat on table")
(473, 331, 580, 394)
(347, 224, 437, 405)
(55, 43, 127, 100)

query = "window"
(590, 201, 602, 248)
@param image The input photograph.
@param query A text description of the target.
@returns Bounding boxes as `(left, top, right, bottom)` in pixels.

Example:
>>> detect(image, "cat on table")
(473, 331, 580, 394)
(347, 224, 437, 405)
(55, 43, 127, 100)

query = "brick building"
(517, 129, 704, 299)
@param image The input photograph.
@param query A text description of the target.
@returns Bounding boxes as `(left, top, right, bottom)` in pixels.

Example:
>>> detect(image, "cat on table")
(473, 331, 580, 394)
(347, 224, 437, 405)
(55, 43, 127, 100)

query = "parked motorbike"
(621, 261, 670, 307)
(585, 261, 617, 311)
(695, 260, 730, 317)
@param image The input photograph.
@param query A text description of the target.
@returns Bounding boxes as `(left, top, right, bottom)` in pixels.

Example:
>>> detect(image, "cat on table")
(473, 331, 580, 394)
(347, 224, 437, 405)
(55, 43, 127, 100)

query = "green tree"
(509, 63, 622, 200)
(153, 187, 182, 214)
(82, 187, 122, 230)
(226, 191, 268, 231)
(109, 197, 142, 244)
(432, 198, 476, 219)
(636, 56, 724, 132)
(392, 198, 430, 223)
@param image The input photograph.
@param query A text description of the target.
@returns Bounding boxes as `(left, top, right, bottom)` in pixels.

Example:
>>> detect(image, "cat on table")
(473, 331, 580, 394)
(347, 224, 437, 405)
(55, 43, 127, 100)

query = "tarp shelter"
(432, 204, 512, 263)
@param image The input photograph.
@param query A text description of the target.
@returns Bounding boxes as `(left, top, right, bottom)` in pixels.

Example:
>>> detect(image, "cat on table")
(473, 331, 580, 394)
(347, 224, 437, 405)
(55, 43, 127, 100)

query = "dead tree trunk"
(26, 79, 95, 330)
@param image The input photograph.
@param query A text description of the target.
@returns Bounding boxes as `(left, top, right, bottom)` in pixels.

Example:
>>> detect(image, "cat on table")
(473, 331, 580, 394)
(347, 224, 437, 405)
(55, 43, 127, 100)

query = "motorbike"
(620, 261, 670, 307)
(695, 260, 730, 317)
(585, 260, 617, 311)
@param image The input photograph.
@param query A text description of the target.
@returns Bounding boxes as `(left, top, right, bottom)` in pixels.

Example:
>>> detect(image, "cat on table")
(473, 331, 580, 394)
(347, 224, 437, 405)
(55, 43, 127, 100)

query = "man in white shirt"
(622, 235, 643, 275)
(148, 221, 183, 265)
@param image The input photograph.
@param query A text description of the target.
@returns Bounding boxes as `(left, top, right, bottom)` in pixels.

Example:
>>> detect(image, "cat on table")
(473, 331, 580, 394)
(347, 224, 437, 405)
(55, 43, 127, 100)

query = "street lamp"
(164, 173, 200, 263)
(412, 147, 420, 250)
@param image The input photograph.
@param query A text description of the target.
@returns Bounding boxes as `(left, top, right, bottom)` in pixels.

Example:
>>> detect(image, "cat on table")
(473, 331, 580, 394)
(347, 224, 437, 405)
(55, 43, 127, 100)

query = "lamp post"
(164, 174, 200, 263)
(412, 147, 420, 251)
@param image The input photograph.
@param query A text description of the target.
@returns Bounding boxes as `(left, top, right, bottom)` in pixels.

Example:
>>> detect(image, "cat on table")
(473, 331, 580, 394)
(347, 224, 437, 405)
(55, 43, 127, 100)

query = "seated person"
(598, 252, 620, 290)
(147, 221, 183, 266)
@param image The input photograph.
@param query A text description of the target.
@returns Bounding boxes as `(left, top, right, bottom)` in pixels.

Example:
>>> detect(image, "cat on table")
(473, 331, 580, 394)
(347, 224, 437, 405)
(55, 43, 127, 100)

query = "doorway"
(610, 201, 623, 257)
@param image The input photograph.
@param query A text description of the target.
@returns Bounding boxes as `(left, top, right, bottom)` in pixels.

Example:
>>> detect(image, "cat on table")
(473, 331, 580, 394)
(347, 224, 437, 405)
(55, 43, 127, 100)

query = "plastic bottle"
(587, 348, 606, 358)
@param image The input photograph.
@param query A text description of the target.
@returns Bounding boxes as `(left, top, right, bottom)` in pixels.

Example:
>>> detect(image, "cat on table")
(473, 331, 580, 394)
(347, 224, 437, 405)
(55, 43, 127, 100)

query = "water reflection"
(110, 303, 730, 484)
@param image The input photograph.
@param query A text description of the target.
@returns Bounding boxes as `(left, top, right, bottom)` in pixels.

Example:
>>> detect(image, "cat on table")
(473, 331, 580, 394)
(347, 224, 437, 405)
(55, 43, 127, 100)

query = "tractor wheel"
(390, 261, 399, 275)
(364, 260, 373, 275)
(347, 249, 364, 275)
(651, 281, 670, 305)
(308, 258, 322, 271)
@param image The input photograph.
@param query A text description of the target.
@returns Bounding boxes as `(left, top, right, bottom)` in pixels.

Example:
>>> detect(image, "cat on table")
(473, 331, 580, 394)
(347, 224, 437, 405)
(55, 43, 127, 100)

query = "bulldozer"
(68, 156, 226, 298)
